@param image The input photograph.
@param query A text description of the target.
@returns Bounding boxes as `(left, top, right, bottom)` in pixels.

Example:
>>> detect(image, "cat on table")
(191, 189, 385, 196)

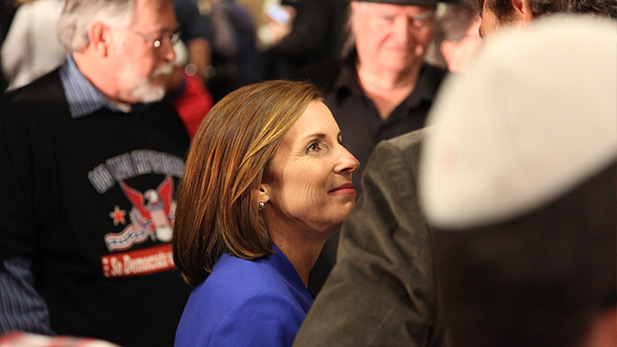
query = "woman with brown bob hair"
(173, 80, 359, 346)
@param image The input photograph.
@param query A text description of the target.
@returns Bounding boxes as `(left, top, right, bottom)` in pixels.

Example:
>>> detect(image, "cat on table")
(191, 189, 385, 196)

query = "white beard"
(119, 63, 174, 103)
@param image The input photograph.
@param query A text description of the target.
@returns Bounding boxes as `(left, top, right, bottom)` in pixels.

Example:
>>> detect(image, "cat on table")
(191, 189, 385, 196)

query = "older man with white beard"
(0, 0, 192, 346)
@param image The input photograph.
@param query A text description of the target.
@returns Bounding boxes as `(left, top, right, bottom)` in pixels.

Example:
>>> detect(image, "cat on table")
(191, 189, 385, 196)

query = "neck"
(267, 223, 331, 287)
(357, 61, 421, 90)
(72, 51, 130, 108)
(357, 62, 422, 119)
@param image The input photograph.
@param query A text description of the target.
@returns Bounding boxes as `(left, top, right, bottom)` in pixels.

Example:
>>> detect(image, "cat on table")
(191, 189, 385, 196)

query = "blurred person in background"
(262, 0, 350, 81)
(307, 0, 448, 294)
(421, 15, 616, 347)
(0, 0, 212, 93)
(432, 0, 481, 73)
(173, 0, 211, 87)
(165, 39, 214, 140)
(173, 80, 359, 346)
(0, 331, 120, 347)
(0, 0, 31, 44)
(0, 0, 192, 345)
(475, 0, 616, 37)
(237, 0, 266, 32)
(198, 0, 261, 102)
(294, 1, 616, 347)
(1, 0, 64, 91)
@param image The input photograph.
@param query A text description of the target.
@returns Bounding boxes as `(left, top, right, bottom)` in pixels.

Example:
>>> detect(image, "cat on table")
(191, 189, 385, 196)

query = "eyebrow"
(300, 132, 342, 142)
(151, 25, 180, 36)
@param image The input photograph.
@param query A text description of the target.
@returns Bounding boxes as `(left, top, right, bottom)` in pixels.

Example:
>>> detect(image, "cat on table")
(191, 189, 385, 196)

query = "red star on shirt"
(109, 205, 127, 226)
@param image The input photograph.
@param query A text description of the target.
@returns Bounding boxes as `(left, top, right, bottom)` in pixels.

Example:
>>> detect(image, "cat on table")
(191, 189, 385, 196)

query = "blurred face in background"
(262, 101, 360, 236)
(110, 0, 178, 103)
(441, 19, 482, 73)
(352, 1, 436, 74)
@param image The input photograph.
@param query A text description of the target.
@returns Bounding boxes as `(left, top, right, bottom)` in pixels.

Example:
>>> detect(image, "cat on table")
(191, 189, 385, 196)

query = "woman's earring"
(259, 202, 264, 212)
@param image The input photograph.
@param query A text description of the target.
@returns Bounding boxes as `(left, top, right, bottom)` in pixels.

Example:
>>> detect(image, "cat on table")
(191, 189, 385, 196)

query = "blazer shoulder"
(382, 127, 431, 152)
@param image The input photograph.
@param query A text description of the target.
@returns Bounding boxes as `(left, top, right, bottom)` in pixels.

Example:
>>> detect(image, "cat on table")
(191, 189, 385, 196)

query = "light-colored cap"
(420, 15, 617, 229)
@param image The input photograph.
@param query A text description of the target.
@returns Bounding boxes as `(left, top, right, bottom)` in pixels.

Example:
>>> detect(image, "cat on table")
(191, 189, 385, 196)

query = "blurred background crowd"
(1, 0, 614, 346)
(0, 0, 483, 294)
(0, 0, 478, 98)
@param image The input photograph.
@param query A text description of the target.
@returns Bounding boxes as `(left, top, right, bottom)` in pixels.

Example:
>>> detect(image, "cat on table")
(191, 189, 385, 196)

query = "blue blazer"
(175, 245, 314, 346)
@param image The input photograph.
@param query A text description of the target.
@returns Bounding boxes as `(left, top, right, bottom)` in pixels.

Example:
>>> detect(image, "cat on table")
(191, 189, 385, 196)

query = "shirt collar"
(331, 62, 444, 108)
(404, 64, 445, 107)
(59, 54, 129, 118)
(331, 63, 361, 102)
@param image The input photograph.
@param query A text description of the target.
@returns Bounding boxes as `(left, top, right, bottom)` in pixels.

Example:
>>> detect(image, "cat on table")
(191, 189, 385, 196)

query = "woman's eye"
(307, 142, 323, 152)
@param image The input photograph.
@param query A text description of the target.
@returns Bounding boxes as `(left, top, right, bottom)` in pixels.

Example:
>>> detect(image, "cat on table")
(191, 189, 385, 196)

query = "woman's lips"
(329, 183, 356, 194)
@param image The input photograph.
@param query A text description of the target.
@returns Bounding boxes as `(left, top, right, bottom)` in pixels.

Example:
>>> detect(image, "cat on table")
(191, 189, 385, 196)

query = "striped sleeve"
(0, 257, 54, 336)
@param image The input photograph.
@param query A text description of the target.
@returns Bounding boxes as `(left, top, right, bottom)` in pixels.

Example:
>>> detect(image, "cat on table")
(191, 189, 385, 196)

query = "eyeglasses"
(122, 27, 180, 51)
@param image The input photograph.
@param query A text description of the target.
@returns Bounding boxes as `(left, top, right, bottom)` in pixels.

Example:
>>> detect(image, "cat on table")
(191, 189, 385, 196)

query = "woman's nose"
(335, 146, 360, 174)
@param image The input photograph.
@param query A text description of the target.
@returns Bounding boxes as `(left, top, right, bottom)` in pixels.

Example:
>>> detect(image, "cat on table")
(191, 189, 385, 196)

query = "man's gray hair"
(57, 0, 136, 52)
(340, 5, 355, 60)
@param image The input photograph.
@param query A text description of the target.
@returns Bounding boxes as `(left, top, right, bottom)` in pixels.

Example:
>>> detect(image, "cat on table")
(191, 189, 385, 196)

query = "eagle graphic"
(119, 176, 174, 242)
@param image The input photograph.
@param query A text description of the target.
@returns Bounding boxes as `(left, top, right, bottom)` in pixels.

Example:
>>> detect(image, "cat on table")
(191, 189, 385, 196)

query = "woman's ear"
(257, 184, 271, 205)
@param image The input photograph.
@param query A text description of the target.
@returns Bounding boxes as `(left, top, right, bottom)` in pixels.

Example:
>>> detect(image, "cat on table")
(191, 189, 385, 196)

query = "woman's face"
(261, 101, 359, 236)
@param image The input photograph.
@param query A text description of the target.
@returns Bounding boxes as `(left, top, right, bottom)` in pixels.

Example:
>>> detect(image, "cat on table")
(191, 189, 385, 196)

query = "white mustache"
(151, 64, 174, 79)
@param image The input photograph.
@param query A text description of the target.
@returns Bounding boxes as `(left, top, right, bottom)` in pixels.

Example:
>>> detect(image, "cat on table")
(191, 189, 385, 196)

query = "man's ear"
(350, 1, 360, 14)
(511, 0, 534, 23)
(349, 1, 361, 34)
(581, 307, 617, 346)
(440, 40, 457, 71)
(89, 22, 110, 56)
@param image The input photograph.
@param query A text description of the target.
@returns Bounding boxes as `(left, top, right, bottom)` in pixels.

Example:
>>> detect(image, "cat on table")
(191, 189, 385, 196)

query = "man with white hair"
(308, 0, 449, 296)
(0, 0, 191, 345)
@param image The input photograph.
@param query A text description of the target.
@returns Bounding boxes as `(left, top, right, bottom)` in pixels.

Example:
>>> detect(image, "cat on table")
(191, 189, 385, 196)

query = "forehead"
(357, 2, 435, 15)
(132, 0, 177, 30)
(282, 102, 339, 144)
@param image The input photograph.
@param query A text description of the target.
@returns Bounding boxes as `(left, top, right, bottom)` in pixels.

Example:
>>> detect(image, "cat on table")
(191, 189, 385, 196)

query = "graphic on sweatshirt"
(104, 176, 176, 252)
(89, 150, 185, 278)
(100, 176, 179, 278)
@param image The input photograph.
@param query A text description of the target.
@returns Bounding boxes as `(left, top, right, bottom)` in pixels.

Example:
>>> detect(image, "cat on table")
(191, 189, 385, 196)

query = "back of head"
(420, 16, 617, 347)
(474, 0, 617, 21)
(434, 1, 477, 45)
(57, 0, 135, 52)
(172, 80, 323, 287)
(432, 0, 479, 69)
